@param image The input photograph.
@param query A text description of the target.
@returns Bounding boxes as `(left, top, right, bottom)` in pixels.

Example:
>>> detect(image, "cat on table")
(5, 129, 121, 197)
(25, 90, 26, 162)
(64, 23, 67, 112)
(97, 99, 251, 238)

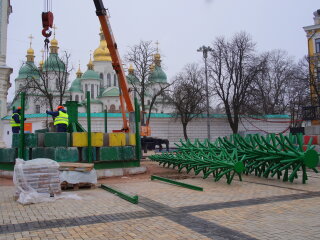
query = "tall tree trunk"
(182, 122, 188, 140)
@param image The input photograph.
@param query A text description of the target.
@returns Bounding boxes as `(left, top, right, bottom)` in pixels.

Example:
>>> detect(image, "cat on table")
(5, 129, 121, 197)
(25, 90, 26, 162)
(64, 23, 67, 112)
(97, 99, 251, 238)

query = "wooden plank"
(59, 162, 94, 172)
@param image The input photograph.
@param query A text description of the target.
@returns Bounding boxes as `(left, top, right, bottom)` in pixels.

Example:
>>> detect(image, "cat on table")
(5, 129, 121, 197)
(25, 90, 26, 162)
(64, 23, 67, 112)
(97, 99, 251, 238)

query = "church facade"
(13, 28, 171, 115)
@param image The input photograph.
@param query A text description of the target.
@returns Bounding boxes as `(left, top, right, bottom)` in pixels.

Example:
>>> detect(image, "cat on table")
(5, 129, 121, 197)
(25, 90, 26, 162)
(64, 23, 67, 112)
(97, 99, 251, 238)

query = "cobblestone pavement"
(1, 162, 320, 240)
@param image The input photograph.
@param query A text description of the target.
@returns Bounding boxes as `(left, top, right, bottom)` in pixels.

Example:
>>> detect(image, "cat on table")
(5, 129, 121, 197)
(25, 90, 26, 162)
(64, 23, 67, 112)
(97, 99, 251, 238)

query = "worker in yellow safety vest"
(10, 107, 26, 133)
(46, 106, 69, 132)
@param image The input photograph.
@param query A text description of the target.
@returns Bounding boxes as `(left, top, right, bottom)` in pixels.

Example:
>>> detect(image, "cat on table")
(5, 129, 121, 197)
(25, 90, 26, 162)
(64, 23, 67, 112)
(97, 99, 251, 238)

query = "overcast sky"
(5, 0, 319, 101)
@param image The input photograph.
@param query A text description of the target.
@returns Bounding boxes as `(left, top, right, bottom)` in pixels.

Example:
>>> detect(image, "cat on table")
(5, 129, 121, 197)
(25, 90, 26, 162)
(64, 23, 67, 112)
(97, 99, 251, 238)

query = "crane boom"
(93, 0, 134, 114)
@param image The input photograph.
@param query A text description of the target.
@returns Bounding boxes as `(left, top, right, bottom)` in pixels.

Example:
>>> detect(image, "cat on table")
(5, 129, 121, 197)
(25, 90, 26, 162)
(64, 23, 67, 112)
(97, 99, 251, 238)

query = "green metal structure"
(150, 134, 319, 184)
(86, 91, 92, 163)
(151, 175, 203, 191)
(65, 101, 86, 133)
(100, 184, 139, 204)
(18, 92, 26, 159)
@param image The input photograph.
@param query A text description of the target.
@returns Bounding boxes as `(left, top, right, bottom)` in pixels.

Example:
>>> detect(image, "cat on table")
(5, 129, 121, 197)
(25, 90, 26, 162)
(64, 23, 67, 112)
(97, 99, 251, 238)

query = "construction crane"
(40, 0, 168, 150)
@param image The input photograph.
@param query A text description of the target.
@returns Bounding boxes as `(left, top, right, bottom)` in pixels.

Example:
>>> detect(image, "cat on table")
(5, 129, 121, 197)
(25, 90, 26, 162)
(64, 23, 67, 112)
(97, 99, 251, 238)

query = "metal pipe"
(134, 97, 141, 161)
(86, 91, 92, 163)
(18, 92, 25, 159)
(104, 108, 108, 133)
(197, 46, 212, 141)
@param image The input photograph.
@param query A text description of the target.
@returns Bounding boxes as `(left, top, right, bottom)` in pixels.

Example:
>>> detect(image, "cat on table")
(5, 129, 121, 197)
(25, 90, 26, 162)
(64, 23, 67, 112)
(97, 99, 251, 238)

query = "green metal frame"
(18, 92, 26, 159)
(151, 175, 203, 191)
(65, 101, 86, 133)
(86, 91, 92, 163)
(104, 109, 108, 133)
(100, 184, 138, 204)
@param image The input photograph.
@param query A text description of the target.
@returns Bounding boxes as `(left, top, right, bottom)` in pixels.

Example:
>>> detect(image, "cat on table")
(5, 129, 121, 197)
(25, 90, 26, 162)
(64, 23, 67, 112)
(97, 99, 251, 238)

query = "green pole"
(86, 91, 92, 163)
(104, 108, 108, 133)
(134, 97, 141, 161)
(18, 92, 25, 159)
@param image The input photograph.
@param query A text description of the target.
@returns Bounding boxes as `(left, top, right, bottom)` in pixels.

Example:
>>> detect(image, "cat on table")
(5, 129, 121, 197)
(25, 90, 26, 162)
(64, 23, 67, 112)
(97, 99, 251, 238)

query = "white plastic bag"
(13, 158, 61, 204)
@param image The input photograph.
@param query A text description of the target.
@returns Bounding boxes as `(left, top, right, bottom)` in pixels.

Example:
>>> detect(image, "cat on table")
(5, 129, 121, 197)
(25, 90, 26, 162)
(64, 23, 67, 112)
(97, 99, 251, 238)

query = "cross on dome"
(28, 34, 34, 48)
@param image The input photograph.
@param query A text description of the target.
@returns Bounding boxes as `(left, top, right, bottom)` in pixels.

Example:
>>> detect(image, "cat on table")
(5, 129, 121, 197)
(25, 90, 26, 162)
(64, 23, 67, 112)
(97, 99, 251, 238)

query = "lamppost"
(197, 46, 213, 141)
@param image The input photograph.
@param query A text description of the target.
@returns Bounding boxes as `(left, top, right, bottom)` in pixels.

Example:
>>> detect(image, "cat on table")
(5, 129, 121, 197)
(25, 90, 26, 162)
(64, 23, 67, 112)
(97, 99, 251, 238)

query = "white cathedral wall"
(93, 61, 117, 88)
(1, 115, 290, 148)
(81, 79, 101, 99)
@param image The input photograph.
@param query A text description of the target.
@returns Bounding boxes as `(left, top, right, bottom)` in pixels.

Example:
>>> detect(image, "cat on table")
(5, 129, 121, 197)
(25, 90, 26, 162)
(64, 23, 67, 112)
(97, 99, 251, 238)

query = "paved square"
(0, 161, 319, 240)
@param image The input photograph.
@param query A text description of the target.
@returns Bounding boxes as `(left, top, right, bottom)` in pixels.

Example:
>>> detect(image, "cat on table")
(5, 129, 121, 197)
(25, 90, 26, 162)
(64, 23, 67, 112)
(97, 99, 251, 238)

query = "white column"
(0, 0, 12, 147)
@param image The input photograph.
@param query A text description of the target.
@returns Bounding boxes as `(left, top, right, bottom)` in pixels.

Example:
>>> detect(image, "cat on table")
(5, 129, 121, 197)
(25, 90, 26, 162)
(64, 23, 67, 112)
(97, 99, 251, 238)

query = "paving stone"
(98, 147, 121, 161)
(12, 133, 38, 148)
(0, 148, 30, 162)
(72, 133, 104, 147)
(0, 148, 17, 162)
(44, 133, 70, 147)
(36, 133, 45, 147)
(81, 147, 98, 162)
(109, 133, 126, 147)
(31, 147, 78, 162)
(1, 162, 320, 239)
(54, 147, 79, 162)
(103, 133, 109, 147)
(126, 133, 136, 146)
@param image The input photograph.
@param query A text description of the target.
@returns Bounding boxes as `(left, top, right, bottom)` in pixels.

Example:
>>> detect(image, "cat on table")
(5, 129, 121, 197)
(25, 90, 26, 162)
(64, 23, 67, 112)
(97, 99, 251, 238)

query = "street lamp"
(197, 45, 213, 141)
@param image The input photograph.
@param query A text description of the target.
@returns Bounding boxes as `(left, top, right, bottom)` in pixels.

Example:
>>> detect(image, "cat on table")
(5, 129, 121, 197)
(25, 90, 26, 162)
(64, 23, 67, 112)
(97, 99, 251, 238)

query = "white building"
(0, 0, 12, 147)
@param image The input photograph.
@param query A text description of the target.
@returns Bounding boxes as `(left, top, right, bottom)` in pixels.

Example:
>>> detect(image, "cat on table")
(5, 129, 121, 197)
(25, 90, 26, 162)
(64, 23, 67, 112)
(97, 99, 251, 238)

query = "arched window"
(110, 104, 116, 113)
(114, 74, 117, 86)
(75, 95, 79, 102)
(35, 105, 40, 114)
(91, 84, 94, 99)
(107, 73, 111, 87)
(96, 85, 99, 97)
(100, 73, 104, 80)
(85, 84, 88, 92)
(56, 79, 59, 90)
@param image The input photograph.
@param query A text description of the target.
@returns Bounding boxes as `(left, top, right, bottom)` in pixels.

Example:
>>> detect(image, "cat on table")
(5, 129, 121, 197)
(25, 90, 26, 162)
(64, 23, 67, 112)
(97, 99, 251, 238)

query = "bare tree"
(208, 32, 265, 133)
(125, 40, 171, 125)
(285, 57, 311, 126)
(15, 51, 72, 112)
(300, 55, 320, 105)
(124, 41, 156, 115)
(245, 50, 296, 115)
(168, 63, 206, 140)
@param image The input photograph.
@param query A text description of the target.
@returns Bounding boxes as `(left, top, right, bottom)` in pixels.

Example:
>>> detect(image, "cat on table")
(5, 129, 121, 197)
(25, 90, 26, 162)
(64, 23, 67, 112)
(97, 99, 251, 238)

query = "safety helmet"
(17, 107, 22, 110)
(57, 106, 64, 110)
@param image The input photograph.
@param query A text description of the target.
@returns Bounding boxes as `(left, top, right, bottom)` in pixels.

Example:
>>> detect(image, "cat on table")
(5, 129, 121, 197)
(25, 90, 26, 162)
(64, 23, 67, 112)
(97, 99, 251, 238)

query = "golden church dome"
(93, 28, 112, 62)
(27, 47, 34, 55)
(51, 38, 58, 47)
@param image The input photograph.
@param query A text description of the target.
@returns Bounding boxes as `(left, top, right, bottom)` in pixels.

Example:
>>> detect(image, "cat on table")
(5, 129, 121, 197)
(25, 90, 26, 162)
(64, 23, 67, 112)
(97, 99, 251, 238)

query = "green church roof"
(126, 73, 139, 84)
(69, 77, 83, 92)
(43, 53, 66, 72)
(81, 70, 100, 80)
(11, 96, 29, 110)
(101, 87, 119, 97)
(16, 61, 40, 80)
(149, 65, 167, 83)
